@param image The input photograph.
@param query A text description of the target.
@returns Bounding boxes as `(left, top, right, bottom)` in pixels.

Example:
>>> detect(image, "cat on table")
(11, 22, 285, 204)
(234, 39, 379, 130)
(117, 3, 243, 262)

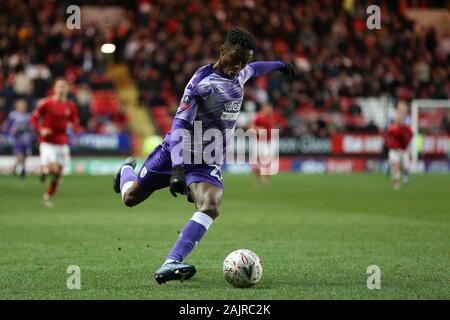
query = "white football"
(223, 249, 263, 288)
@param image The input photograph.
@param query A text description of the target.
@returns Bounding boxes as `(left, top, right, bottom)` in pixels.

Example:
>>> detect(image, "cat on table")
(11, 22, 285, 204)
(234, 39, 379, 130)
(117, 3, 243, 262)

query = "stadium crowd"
(125, 0, 450, 136)
(0, 0, 449, 138)
(0, 0, 128, 134)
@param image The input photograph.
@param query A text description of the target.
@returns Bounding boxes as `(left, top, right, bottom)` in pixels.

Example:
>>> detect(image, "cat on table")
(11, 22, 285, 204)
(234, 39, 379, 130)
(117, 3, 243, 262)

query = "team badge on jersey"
(140, 166, 147, 178)
(179, 95, 192, 111)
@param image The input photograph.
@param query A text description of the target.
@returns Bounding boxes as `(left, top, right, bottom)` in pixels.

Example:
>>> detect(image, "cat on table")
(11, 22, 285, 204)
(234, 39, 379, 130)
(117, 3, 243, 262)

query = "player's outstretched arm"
(249, 61, 295, 77)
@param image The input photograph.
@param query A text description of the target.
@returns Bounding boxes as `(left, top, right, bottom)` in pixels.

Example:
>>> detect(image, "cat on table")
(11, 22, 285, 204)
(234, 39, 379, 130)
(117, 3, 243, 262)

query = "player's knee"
(123, 196, 135, 207)
(49, 165, 61, 177)
(123, 184, 151, 208)
(123, 188, 146, 207)
(198, 199, 220, 219)
(123, 192, 137, 207)
(191, 184, 223, 219)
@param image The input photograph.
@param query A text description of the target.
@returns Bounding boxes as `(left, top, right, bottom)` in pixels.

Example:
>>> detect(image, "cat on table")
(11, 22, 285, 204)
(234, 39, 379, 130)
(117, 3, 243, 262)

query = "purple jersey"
(4, 111, 32, 156)
(5, 111, 32, 145)
(163, 63, 256, 165)
(137, 61, 283, 192)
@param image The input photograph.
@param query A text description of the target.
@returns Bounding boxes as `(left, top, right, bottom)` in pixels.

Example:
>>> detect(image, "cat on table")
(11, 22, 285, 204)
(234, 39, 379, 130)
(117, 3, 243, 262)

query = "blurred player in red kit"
(31, 78, 80, 206)
(251, 103, 286, 185)
(385, 111, 413, 189)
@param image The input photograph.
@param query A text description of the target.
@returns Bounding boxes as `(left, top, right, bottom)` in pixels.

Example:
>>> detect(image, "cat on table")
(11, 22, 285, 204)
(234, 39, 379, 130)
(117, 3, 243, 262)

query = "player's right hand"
(40, 128, 52, 136)
(279, 62, 296, 76)
(169, 165, 186, 197)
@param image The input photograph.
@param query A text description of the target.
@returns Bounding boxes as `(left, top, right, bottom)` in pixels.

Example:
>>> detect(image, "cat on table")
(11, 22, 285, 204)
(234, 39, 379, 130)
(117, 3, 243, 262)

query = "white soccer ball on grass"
(223, 249, 262, 288)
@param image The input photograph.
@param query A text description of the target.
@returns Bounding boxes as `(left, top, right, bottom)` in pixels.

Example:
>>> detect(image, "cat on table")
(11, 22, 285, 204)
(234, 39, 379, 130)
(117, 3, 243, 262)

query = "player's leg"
(12, 153, 19, 176)
(16, 154, 26, 183)
(21, 143, 33, 182)
(154, 166, 223, 284)
(45, 163, 62, 197)
(113, 144, 172, 207)
(259, 160, 270, 185)
(259, 138, 277, 185)
(11, 143, 25, 180)
(42, 144, 68, 203)
(164, 182, 222, 260)
(253, 162, 261, 185)
(39, 143, 54, 205)
(254, 140, 268, 185)
(40, 165, 49, 183)
(39, 143, 50, 183)
(42, 163, 62, 205)
(13, 152, 24, 175)
(252, 144, 262, 185)
(113, 157, 154, 207)
(389, 149, 401, 189)
(402, 151, 411, 185)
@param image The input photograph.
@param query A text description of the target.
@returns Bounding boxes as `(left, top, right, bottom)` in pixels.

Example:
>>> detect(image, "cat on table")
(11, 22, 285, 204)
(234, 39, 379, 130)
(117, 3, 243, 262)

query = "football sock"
(15, 163, 26, 180)
(15, 163, 23, 176)
(403, 169, 409, 183)
(46, 179, 59, 197)
(166, 212, 213, 262)
(120, 165, 136, 200)
(391, 165, 400, 183)
(20, 166, 27, 180)
(162, 259, 177, 266)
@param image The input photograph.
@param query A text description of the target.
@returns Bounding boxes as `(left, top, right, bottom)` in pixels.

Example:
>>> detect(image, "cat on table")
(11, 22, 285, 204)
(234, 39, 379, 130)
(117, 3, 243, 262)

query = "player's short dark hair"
(54, 77, 67, 83)
(224, 27, 256, 51)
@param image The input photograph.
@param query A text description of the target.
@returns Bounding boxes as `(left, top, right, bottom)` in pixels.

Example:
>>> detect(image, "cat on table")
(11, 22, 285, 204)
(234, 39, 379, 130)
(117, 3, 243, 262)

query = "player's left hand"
(40, 127, 52, 137)
(169, 165, 187, 197)
(279, 62, 295, 76)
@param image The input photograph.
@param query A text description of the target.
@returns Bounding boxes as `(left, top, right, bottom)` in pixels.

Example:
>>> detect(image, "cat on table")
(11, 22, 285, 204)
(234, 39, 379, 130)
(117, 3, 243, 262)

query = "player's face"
(394, 112, 403, 125)
(262, 104, 273, 115)
(54, 80, 69, 97)
(15, 100, 27, 113)
(219, 45, 253, 78)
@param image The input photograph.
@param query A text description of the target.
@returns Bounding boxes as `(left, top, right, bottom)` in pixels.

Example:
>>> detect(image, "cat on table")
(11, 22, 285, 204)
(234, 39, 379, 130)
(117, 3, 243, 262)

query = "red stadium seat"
(91, 90, 120, 115)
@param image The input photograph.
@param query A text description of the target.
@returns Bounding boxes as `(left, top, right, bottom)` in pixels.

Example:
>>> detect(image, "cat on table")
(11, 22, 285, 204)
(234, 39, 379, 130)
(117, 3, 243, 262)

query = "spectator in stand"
(442, 111, 450, 134)
(0, 0, 125, 135)
(75, 83, 92, 129)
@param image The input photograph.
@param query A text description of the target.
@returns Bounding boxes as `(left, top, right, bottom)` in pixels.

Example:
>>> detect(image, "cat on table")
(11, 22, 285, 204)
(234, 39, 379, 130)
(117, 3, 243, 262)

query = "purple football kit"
(117, 60, 287, 269)
(5, 111, 32, 157)
(137, 61, 284, 192)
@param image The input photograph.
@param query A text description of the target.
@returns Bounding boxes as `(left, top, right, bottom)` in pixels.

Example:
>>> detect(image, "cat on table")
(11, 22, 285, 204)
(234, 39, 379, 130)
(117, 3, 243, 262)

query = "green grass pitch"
(0, 172, 448, 299)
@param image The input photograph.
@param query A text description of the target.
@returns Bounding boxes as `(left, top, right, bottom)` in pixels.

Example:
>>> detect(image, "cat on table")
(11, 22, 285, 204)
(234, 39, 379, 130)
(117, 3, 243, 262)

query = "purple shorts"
(137, 143, 223, 192)
(13, 143, 31, 157)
